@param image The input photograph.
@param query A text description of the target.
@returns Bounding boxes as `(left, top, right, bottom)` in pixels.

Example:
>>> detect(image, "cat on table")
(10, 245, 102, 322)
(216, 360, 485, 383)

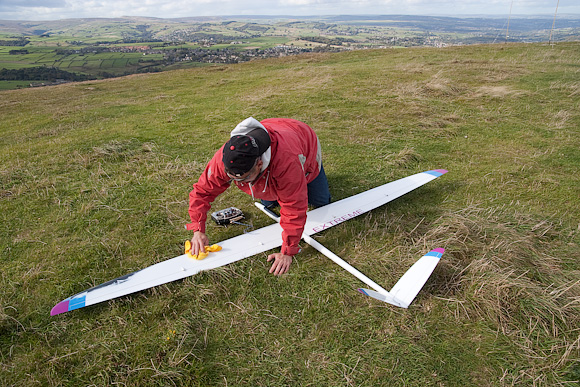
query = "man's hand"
(267, 252, 292, 276)
(190, 231, 210, 256)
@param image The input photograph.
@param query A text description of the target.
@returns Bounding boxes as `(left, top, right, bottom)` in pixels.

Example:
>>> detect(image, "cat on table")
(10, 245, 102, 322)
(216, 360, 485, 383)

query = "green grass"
(0, 33, 287, 88)
(0, 80, 33, 90)
(1, 42, 579, 386)
(0, 36, 168, 82)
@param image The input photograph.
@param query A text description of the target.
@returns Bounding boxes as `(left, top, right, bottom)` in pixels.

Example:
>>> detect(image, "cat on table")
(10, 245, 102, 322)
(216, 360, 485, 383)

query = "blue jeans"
(261, 165, 331, 209)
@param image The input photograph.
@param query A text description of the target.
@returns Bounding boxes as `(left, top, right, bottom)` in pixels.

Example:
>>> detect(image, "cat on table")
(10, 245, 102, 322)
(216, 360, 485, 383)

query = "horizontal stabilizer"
(357, 288, 406, 308)
(359, 248, 444, 308)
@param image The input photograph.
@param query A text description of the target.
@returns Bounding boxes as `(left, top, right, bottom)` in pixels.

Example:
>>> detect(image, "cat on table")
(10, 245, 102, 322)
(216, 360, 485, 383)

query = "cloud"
(0, 0, 65, 18)
(0, 0, 67, 7)
(0, 0, 283, 20)
(0, 0, 578, 20)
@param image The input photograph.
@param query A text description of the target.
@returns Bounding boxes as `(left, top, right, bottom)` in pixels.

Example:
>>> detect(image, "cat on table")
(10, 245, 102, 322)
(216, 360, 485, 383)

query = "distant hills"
(1, 14, 579, 37)
(1, 14, 578, 90)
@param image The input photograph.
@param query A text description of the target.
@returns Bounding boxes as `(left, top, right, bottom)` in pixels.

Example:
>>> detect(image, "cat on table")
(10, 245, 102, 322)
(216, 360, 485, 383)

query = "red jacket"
(187, 118, 322, 256)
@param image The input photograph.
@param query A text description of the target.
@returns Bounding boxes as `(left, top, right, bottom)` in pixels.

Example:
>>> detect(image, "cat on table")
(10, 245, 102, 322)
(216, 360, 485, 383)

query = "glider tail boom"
(255, 202, 443, 308)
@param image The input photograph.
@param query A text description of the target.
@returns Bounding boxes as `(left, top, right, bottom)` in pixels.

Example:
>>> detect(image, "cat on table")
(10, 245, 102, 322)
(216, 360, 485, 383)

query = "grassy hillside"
(1, 42, 579, 386)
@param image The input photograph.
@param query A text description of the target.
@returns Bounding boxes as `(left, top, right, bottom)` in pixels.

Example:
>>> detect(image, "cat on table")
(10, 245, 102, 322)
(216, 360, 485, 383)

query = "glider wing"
(51, 222, 284, 315)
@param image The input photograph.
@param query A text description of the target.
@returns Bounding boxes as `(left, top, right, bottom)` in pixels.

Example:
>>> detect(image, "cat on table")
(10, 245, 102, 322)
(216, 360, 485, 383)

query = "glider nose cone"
(51, 300, 70, 316)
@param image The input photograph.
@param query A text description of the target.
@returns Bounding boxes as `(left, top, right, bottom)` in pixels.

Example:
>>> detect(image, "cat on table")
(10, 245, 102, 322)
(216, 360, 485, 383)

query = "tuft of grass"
(1, 42, 579, 386)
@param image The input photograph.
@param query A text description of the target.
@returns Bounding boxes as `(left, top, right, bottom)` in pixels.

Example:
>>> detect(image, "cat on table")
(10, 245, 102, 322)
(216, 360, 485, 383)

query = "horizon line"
(2, 13, 580, 23)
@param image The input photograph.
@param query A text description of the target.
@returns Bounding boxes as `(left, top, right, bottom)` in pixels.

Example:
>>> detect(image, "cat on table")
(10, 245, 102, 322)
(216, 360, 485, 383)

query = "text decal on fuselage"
(311, 209, 364, 233)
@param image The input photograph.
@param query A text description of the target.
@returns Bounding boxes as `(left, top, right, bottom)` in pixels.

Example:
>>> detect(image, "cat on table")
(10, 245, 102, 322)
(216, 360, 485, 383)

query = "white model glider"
(51, 169, 447, 316)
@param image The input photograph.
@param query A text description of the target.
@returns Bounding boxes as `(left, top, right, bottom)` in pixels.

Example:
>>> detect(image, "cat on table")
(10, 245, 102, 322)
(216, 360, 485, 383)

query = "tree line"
(0, 38, 29, 46)
(0, 66, 95, 82)
(299, 36, 356, 46)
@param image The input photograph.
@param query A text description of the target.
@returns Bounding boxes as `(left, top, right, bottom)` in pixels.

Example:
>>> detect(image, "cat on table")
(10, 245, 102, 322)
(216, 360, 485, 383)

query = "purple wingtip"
(432, 248, 445, 254)
(50, 300, 70, 316)
(434, 169, 448, 175)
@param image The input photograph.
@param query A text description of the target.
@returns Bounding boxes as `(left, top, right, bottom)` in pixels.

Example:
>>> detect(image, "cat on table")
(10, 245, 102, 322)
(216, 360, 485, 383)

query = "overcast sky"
(0, 0, 578, 21)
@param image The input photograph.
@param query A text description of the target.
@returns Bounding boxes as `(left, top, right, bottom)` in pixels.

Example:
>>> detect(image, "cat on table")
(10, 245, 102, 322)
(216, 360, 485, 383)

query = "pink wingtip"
(434, 169, 448, 175)
(432, 248, 445, 254)
(50, 300, 69, 316)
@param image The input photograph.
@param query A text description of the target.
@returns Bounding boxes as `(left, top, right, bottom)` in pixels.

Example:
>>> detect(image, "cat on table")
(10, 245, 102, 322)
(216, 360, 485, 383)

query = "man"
(187, 117, 331, 275)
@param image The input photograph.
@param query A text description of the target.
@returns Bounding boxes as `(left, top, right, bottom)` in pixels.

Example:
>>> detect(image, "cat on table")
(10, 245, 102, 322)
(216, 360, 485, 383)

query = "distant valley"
(1, 14, 579, 90)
